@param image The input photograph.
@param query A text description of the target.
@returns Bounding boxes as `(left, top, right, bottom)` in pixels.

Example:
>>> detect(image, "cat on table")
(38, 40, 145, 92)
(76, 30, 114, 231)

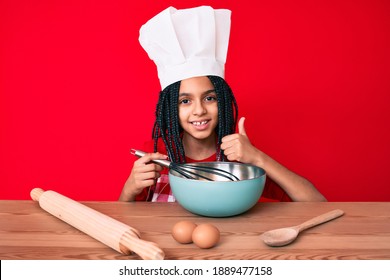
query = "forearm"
(252, 151, 327, 202)
(118, 181, 138, 202)
(119, 190, 136, 202)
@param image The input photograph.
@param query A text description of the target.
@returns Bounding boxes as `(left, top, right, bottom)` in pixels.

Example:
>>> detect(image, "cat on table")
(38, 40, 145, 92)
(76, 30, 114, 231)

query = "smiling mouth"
(191, 120, 209, 126)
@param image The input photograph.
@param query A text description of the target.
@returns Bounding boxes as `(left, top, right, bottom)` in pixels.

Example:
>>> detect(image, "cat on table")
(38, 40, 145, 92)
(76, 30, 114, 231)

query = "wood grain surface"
(1, 201, 389, 260)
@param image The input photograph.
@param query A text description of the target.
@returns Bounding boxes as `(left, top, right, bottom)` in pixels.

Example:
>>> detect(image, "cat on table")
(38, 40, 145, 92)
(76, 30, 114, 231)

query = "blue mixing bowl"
(169, 162, 266, 217)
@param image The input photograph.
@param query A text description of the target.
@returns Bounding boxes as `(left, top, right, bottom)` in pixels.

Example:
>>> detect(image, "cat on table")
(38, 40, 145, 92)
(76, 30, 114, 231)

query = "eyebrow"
(179, 89, 216, 96)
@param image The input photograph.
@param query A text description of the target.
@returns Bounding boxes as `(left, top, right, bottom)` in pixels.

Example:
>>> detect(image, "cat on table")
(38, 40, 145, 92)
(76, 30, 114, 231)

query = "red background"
(1, 0, 389, 201)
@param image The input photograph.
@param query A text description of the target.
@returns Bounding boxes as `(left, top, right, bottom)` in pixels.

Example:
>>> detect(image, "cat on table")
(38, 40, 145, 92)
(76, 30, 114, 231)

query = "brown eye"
(204, 95, 217, 102)
(179, 99, 190, 104)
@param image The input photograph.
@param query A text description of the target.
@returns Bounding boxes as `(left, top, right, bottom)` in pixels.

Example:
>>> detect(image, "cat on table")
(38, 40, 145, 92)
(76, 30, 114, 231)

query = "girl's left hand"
(220, 117, 260, 164)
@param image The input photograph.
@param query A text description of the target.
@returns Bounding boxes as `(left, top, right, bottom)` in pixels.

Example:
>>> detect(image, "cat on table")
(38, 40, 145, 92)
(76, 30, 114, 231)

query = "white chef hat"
(139, 6, 231, 90)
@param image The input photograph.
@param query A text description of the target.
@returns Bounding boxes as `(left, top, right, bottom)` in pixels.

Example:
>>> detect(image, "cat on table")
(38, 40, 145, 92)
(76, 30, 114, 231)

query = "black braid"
(152, 81, 184, 162)
(208, 76, 238, 161)
(169, 82, 185, 162)
(152, 76, 238, 163)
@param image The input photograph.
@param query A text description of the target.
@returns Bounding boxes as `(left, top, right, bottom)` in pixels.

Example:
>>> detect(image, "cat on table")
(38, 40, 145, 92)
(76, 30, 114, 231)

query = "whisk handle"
(131, 149, 171, 168)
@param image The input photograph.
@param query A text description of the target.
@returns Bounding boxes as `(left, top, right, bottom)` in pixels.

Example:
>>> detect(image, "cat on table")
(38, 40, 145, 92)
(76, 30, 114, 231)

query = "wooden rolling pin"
(31, 188, 164, 260)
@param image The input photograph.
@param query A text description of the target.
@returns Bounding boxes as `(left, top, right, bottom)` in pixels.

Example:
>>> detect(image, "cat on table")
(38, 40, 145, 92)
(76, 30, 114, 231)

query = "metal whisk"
(131, 149, 240, 181)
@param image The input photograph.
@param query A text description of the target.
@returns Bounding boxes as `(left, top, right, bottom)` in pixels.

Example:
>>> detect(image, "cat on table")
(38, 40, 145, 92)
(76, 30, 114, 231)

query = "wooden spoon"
(260, 209, 344, 247)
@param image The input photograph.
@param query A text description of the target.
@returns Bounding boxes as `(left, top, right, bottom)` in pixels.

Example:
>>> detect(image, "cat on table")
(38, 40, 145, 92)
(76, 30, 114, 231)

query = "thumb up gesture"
(221, 117, 259, 164)
(237, 116, 248, 137)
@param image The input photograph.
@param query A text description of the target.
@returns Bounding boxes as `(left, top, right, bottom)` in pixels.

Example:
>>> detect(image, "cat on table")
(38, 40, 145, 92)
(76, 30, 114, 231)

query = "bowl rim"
(169, 161, 266, 183)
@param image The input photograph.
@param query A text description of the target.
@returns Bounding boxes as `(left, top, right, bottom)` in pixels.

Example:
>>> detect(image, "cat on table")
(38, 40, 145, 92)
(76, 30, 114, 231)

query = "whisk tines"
(172, 163, 239, 181)
(131, 149, 240, 181)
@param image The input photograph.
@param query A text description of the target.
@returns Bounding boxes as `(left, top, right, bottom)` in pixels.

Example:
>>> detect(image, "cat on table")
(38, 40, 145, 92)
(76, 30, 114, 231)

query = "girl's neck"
(182, 133, 217, 160)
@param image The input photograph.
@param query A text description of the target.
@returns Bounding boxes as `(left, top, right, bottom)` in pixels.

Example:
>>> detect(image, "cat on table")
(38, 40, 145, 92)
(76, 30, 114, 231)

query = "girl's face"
(178, 76, 218, 142)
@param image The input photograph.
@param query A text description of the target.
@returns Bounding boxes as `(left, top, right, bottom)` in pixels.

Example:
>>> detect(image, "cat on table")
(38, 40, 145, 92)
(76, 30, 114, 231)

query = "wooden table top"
(1, 200, 389, 260)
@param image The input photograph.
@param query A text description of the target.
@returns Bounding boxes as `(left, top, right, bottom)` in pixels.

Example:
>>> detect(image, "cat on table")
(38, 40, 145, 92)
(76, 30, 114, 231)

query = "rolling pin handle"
(31, 188, 45, 202)
(120, 231, 165, 260)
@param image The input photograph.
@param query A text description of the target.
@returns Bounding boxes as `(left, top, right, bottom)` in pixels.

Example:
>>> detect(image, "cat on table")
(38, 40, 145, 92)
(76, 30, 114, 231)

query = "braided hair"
(152, 75, 238, 163)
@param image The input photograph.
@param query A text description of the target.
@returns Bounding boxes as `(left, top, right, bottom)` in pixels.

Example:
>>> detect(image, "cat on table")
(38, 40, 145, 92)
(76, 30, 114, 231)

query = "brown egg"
(171, 220, 197, 244)
(192, 223, 220, 249)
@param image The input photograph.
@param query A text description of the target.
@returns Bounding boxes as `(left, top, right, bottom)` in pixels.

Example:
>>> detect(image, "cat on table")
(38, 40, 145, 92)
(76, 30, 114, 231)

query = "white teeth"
(192, 121, 208, 126)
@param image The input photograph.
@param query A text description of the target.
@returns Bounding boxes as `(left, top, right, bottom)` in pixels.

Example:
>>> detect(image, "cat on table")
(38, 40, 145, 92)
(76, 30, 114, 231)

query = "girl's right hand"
(119, 152, 167, 201)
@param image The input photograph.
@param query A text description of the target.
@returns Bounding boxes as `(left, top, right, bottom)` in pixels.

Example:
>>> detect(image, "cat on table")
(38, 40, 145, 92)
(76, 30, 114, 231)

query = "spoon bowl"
(261, 227, 299, 247)
(260, 209, 344, 247)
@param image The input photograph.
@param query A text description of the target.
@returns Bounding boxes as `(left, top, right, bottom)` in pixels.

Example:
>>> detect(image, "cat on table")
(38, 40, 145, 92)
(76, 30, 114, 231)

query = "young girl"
(119, 6, 326, 203)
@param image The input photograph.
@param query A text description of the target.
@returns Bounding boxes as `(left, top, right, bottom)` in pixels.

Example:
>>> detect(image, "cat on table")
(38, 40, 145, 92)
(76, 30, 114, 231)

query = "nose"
(192, 100, 206, 115)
